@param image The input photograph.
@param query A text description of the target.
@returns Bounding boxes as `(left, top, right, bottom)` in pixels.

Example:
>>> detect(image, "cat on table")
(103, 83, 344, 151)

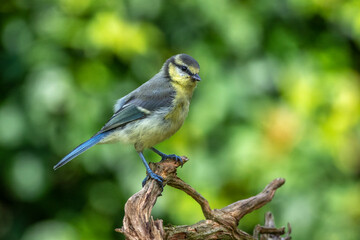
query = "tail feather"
(53, 132, 108, 170)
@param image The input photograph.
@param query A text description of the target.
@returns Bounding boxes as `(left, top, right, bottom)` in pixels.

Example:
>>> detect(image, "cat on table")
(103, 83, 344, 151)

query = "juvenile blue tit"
(54, 54, 201, 187)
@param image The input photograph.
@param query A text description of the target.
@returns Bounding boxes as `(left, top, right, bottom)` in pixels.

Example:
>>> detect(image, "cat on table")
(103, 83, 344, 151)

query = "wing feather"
(99, 105, 146, 133)
(99, 74, 175, 133)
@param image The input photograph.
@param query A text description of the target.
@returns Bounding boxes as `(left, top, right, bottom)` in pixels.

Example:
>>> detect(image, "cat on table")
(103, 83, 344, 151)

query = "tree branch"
(116, 157, 288, 240)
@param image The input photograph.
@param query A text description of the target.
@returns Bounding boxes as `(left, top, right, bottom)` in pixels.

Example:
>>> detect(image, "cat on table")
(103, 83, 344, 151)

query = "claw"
(142, 175, 149, 187)
(150, 147, 184, 166)
(142, 172, 164, 189)
(138, 151, 164, 190)
(161, 154, 184, 166)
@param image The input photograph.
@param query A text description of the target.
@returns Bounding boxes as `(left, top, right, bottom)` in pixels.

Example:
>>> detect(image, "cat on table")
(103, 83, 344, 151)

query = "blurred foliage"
(1, 0, 360, 239)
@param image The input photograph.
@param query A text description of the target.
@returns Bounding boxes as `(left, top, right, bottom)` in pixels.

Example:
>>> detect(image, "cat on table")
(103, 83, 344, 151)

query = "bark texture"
(116, 157, 290, 240)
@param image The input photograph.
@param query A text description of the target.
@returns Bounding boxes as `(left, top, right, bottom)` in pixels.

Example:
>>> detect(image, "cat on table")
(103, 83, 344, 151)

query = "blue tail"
(53, 132, 109, 170)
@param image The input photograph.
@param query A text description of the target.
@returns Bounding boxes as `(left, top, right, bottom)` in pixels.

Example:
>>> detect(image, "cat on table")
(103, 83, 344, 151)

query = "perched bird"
(54, 54, 201, 187)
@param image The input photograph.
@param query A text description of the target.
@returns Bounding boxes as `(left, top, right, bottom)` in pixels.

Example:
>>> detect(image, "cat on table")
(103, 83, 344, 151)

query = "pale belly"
(99, 106, 189, 152)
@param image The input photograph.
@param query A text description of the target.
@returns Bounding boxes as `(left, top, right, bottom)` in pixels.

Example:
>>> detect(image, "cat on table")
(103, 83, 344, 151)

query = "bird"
(53, 53, 201, 187)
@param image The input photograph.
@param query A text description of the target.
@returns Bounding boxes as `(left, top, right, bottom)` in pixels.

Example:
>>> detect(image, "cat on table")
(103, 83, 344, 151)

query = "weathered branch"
(116, 157, 288, 240)
(253, 212, 292, 240)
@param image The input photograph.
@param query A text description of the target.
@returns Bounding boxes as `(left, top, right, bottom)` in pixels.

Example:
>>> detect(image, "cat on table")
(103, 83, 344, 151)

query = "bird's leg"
(150, 147, 183, 166)
(138, 151, 164, 188)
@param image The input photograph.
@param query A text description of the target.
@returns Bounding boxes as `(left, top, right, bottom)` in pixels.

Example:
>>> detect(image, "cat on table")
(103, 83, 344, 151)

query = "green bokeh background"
(1, 0, 360, 239)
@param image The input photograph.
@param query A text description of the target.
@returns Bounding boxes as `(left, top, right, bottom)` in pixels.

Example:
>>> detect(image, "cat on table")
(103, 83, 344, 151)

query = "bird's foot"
(160, 154, 184, 166)
(142, 172, 164, 189)
(150, 148, 184, 167)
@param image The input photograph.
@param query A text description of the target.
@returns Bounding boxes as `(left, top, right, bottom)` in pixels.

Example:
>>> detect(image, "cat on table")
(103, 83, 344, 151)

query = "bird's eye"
(181, 66, 188, 71)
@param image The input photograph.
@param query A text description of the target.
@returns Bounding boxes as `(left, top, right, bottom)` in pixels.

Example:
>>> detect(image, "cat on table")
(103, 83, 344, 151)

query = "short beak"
(192, 73, 201, 81)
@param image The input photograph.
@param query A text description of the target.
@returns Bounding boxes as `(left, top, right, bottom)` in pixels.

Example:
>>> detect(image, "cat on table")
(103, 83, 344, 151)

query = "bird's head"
(164, 54, 201, 88)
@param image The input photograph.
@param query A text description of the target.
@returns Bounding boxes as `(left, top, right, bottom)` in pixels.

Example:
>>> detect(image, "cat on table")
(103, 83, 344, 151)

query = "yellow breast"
(164, 84, 191, 134)
(165, 97, 189, 121)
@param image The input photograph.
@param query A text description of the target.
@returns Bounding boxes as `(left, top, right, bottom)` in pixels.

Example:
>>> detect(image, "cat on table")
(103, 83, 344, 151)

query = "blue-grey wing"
(99, 105, 146, 133)
(117, 74, 175, 113)
(99, 76, 175, 133)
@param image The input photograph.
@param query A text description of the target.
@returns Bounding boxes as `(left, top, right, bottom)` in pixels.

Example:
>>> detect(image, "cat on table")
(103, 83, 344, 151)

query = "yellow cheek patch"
(168, 63, 180, 81)
(168, 62, 195, 98)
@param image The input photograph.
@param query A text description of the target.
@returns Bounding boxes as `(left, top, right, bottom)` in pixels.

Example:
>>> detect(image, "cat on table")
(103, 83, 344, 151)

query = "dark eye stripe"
(174, 63, 193, 75)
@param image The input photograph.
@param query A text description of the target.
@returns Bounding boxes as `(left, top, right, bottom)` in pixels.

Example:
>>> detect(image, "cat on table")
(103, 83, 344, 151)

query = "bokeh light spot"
(9, 153, 47, 201)
(0, 103, 25, 147)
(21, 220, 77, 240)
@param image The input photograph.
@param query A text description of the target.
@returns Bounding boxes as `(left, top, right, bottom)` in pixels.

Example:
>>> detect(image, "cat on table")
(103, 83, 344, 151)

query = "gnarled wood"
(116, 157, 289, 240)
